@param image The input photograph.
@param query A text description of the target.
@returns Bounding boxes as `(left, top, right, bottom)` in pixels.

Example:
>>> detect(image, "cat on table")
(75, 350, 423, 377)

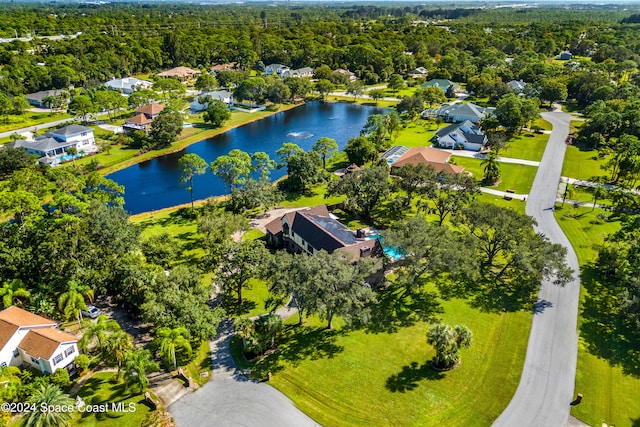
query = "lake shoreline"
(100, 102, 303, 176)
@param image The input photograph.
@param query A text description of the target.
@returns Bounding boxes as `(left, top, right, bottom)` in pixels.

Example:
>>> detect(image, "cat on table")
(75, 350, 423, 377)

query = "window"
(0, 362, 6, 368)
(31, 356, 38, 364)
(53, 354, 63, 365)
(64, 347, 74, 357)
(81, 132, 87, 137)
(13, 349, 19, 357)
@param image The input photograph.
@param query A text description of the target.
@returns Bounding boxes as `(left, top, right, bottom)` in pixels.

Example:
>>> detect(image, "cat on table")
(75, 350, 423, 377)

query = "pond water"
(108, 102, 385, 214)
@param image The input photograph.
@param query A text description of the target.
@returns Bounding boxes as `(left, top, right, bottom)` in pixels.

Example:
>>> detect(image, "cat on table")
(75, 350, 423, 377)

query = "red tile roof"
(126, 113, 153, 125)
(391, 146, 464, 174)
(136, 104, 164, 116)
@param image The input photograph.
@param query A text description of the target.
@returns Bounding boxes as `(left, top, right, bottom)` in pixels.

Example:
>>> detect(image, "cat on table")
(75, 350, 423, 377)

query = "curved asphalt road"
(493, 109, 582, 427)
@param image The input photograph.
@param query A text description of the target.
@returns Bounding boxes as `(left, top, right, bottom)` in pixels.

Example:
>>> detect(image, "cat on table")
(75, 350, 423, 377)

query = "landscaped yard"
(393, 120, 439, 148)
(232, 297, 531, 427)
(500, 132, 549, 161)
(561, 146, 608, 182)
(451, 156, 538, 194)
(0, 111, 72, 134)
(74, 372, 153, 427)
(554, 206, 640, 427)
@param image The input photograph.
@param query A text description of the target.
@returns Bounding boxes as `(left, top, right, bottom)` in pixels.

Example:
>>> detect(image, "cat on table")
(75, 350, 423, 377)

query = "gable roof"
(0, 319, 19, 351)
(18, 328, 77, 360)
(422, 79, 459, 92)
(136, 104, 164, 116)
(104, 77, 152, 91)
(25, 89, 67, 103)
(392, 146, 451, 167)
(126, 113, 153, 125)
(51, 124, 93, 137)
(157, 67, 201, 78)
(435, 120, 486, 143)
(0, 306, 57, 328)
(265, 205, 330, 236)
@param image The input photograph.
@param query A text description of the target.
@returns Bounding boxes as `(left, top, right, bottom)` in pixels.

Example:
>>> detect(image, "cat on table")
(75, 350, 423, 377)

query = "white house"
(264, 64, 291, 77)
(11, 124, 98, 166)
(507, 79, 527, 94)
(434, 120, 488, 152)
(0, 306, 79, 375)
(189, 90, 234, 112)
(284, 67, 314, 78)
(104, 77, 153, 94)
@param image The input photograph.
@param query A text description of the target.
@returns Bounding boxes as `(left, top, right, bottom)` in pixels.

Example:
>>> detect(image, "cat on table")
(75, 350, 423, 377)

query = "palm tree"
(562, 183, 575, 206)
(0, 279, 31, 308)
(481, 151, 501, 186)
(592, 185, 607, 210)
(80, 315, 121, 353)
(24, 384, 75, 427)
(152, 327, 192, 371)
(124, 348, 159, 392)
(255, 314, 282, 350)
(105, 330, 133, 378)
(427, 323, 472, 370)
(58, 289, 88, 328)
(234, 317, 254, 350)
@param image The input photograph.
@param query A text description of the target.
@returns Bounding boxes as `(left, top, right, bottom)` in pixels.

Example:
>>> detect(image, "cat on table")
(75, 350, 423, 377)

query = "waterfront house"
(123, 103, 164, 134)
(390, 146, 465, 174)
(189, 90, 234, 112)
(10, 124, 97, 166)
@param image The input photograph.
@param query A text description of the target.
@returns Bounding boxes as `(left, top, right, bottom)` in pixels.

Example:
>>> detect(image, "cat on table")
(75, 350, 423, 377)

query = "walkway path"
(169, 317, 318, 427)
(493, 107, 582, 427)
(446, 148, 541, 167)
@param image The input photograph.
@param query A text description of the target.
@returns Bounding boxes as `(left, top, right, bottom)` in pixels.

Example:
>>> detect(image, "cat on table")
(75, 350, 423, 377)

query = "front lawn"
(451, 156, 538, 194)
(500, 132, 549, 161)
(554, 207, 640, 427)
(0, 111, 72, 134)
(182, 340, 212, 387)
(561, 146, 607, 182)
(74, 372, 153, 427)
(393, 120, 439, 148)
(233, 298, 531, 427)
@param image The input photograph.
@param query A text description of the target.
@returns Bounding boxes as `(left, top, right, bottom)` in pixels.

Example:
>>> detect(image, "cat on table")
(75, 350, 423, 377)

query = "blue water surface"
(108, 102, 385, 214)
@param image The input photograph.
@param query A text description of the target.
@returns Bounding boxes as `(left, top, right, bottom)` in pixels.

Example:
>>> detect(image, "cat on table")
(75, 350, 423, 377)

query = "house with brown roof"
(0, 306, 79, 375)
(265, 205, 383, 259)
(390, 146, 465, 174)
(157, 66, 202, 80)
(123, 103, 165, 134)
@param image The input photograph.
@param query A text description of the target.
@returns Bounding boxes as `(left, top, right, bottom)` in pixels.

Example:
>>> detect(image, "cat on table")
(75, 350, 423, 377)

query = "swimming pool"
(367, 233, 404, 261)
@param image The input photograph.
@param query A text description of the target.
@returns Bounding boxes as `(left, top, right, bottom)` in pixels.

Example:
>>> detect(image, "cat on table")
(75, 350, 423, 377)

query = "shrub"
(50, 368, 70, 389)
(75, 354, 90, 374)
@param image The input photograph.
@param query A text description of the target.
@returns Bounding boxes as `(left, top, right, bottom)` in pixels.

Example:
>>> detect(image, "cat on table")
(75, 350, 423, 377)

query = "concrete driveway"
(493, 108, 582, 427)
(169, 321, 319, 427)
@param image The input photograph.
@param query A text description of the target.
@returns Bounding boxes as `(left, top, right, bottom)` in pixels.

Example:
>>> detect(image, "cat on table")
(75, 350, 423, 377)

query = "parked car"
(81, 305, 101, 319)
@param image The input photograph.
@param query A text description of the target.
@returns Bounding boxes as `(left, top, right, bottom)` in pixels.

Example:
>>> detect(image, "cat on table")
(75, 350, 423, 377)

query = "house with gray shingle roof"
(421, 79, 460, 93)
(10, 124, 97, 166)
(434, 120, 487, 152)
(422, 102, 494, 124)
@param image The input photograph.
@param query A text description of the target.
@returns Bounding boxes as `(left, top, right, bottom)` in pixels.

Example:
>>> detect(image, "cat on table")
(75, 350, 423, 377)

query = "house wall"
(0, 325, 56, 369)
(54, 131, 95, 150)
(46, 342, 78, 374)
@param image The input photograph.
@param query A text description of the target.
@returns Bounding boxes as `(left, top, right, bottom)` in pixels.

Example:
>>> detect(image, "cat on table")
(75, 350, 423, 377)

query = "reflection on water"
(108, 102, 385, 214)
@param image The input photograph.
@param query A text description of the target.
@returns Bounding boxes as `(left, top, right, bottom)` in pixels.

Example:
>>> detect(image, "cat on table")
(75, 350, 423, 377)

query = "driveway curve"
(493, 109, 582, 427)
(169, 320, 319, 427)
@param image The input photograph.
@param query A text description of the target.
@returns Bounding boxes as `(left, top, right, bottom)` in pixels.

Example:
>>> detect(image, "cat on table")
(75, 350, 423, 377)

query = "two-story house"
(123, 103, 165, 134)
(10, 124, 97, 166)
(0, 306, 79, 375)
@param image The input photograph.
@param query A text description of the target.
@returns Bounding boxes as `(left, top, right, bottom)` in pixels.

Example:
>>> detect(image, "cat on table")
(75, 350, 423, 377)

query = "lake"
(108, 102, 385, 214)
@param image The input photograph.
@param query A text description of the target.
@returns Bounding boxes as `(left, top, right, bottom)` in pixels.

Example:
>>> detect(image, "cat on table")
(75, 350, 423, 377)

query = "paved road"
(493, 109, 582, 427)
(169, 320, 319, 427)
(0, 117, 76, 139)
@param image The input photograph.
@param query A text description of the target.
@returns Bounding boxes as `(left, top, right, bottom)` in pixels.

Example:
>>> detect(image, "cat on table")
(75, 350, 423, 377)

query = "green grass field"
(182, 340, 212, 387)
(234, 297, 531, 427)
(393, 120, 439, 148)
(500, 132, 549, 161)
(0, 111, 72, 134)
(451, 156, 538, 194)
(74, 372, 152, 427)
(554, 206, 640, 427)
(562, 146, 608, 181)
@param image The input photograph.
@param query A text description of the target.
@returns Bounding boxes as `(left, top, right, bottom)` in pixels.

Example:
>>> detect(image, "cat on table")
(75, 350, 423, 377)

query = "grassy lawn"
(394, 120, 439, 148)
(233, 297, 531, 427)
(451, 156, 538, 194)
(554, 206, 640, 427)
(182, 340, 212, 387)
(500, 132, 549, 162)
(74, 372, 153, 427)
(562, 146, 608, 181)
(0, 111, 72, 134)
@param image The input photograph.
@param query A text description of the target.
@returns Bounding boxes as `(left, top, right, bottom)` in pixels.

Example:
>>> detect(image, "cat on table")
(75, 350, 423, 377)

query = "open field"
(554, 206, 640, 427)
(232, 297, 531, 427)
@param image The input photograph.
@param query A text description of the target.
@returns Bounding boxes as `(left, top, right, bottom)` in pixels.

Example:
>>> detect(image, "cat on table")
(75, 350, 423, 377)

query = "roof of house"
(18, 328, 77, 360)
(291, 67, 314, 75)
(422, 79, 459, 91)
(408, 67, 428, 75)
(157, 66, 201, 78)
(11, 137, 71, 153)
(51, 124, 93, 137)
(265, 63, 290, 71)
(136, 104, 164, 116)
(125, 113, 153, 125)
(392, 146, 451, 166)
(507, 80, 526, 91)
(25, 89, 67, 102)
(104, 77, 152, 90)
(334, 68, 354, 75)
(435, 120, 487, 145)
(0, 306, 57, 328)
(265, 205, 330, 236)
(211, 62, 238, 71)
(0, 319, 19, 351)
